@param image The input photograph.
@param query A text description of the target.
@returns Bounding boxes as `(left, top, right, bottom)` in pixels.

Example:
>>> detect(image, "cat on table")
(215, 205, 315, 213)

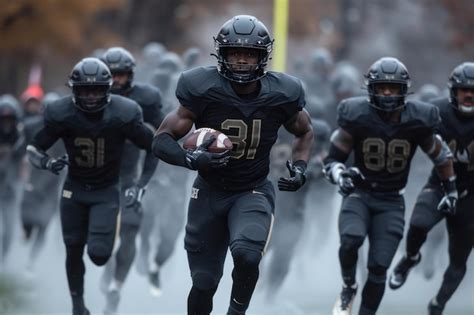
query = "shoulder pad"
(176, 66, 220, 102)
(265, 72, 305, 107)
(129, 83, 162, 108)
(43, 95, 74, 123)
(109, 95, 143, 123)
(406, 100, 440, 129)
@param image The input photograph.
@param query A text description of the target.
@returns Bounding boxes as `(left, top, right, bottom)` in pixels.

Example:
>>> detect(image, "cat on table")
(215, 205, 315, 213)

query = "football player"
(389, 62, 474, 315)
(99, 47, 163, 314)
(0, 95, 25, 267)
(27, 57, 154, 315)
(20, 92, 65, 273)
(323, 57, 456, 315)
(152, 15, 314, 315)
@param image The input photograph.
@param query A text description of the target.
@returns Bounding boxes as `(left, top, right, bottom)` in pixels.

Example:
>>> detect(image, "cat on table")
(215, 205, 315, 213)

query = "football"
(183, 128, 233, 153)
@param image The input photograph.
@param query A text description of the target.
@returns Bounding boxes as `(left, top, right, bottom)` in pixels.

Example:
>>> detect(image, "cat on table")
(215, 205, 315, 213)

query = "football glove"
(124, 185, 146, 208)
(185, 135, 230, 171)
(437, 177, 458, 215)
(278, 160, 307, 191)
(337, 167, 365, 197)
(45, 154, 69, 175)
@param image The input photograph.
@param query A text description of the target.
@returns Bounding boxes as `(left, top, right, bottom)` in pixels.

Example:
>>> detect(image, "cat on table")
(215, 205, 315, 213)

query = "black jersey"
(119, 83, 163, 184)
(176, 66, 305, 191)
(31, 95, 153, 188)
(338, 97, 439, 192)
(0, 125, 25, 184)
(428, 97, 474, 192)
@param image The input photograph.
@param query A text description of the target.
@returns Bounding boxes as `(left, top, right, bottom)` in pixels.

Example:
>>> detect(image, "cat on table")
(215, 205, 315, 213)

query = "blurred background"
(0, 0, 473, 314)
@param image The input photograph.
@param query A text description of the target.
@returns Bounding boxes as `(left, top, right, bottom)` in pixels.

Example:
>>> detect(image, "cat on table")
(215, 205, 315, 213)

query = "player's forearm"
(152, 132, 188, 168)
(26, 144, 50, 170)
(291, 128, 314, 163)
(434, 158, 455, 181)
(137, 151, 159, 188)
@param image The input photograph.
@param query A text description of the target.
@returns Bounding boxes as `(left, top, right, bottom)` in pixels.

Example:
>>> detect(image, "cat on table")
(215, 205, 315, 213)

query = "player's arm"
(137, 123, 159, 188)
(125, 110, 155, 152)
(420, 134, 454, 180)
(27, 126, 67, 175)
(278, 110, 314, 191)
(322, 127, 353, 184)
(284, 109, 314, 164)
(152, 105, 195, 168)
(420, 134, 457, 214)
(152, 105, 229, 171)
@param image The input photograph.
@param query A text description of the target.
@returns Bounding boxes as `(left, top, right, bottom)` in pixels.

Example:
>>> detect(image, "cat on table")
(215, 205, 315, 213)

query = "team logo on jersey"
(62, 190, 73, 199)
(191, 188, 199, 199)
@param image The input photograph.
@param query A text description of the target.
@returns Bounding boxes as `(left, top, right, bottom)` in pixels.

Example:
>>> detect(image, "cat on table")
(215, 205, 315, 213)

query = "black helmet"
(214, 15, 273, 83)
(365, 57, 411, 112)
(0, 95, 21, 135)
(448, 62, 474, 116)
(68, 57, 112, 113)
(101, 47, 136, 94)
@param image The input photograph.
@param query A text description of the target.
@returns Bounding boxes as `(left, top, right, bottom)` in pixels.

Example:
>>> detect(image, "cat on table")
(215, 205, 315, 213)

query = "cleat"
(149, 270, 162, 297)
(428, 298, 444, 315)
(73, 305, 90, 315)
(103, 288, 120, 315)
(332, 284, 357, 315)
(389, 253, 421, 289)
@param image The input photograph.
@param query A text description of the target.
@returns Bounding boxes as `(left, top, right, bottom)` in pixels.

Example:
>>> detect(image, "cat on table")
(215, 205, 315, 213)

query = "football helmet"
(0, 95, 21, 135)
(365, 57, 411, 112)
(448, 62, 474, 116)
(101, 47, 136, 93)
(214, 15, 273, 83)
(68, 57, 112, 113)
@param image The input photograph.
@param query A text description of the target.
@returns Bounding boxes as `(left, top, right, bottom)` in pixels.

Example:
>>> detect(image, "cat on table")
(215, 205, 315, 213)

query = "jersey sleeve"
(143, 89, 164, 129)
(336, 99, 356, 134)
(417, 104, 441, 144)
(31, 105, 62, 151)
(175, 71, 203, 118)
(282, 80, 305, 122)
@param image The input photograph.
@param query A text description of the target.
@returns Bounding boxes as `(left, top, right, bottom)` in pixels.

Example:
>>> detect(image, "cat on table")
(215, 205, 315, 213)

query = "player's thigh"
(409, 184, 444, 230)
(368, 199, 405, 269)
(88, 186, 120, 251)
(185, 176, 229, 287)
(59, 183, 89, 246)
(338, 191, 370, 238)
(228, 180, 275, 253)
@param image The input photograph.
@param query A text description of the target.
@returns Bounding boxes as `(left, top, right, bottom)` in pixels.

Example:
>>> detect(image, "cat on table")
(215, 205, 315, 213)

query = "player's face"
(457, 88, 474, 107)
(112, 72, 130, 90)
(75, 85, 108, 109)
(0, 115, 16, 134)
(225, 48, 259, 73)
(24, 99, 42, 115)
(374, 83, 402, 96)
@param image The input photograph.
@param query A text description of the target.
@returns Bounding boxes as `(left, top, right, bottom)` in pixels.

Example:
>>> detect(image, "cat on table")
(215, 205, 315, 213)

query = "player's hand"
(124, 185, 146, 209)
(185, 135, 230, 171)
(278, 160, 306, 191)
(337, 167, 365, 196)
(45, 154, 69, 175)
(438, 178, 458, 215)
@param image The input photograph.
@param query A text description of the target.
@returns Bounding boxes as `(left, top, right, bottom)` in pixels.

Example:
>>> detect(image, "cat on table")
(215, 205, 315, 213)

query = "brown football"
(183, 128, 233, 153)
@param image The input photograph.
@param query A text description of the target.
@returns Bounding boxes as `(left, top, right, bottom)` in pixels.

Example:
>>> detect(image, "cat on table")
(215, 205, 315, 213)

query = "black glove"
(278, 160, 307, 191)
(437, 178, 458, 215)
(124, 185, 146, 208)
(45, 154, 69, 175)
(337, 167, 365, 196)
(185, 136, 230, 171)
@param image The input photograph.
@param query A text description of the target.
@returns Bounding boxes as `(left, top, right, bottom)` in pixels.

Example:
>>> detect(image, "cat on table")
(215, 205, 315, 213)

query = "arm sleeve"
(152, 132, 188, 168)
(124, 110, 154, 152)
(137, 150, 159, 188)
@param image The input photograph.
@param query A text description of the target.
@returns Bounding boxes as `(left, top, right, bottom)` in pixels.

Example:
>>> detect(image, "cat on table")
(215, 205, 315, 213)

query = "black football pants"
(185, 176, 275, 315)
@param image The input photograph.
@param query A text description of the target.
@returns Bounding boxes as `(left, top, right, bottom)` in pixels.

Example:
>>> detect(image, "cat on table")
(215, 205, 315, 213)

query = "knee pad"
(367, 265, 387, 284)
(88, 245, 111, 266)
(231, 246, 262, 270)
(192, 272, 221, 290)
(340, 235, 365, 252)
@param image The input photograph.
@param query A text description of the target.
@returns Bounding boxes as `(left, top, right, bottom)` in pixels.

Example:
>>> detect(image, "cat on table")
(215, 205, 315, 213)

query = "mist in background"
(0, 0, 473, 314)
